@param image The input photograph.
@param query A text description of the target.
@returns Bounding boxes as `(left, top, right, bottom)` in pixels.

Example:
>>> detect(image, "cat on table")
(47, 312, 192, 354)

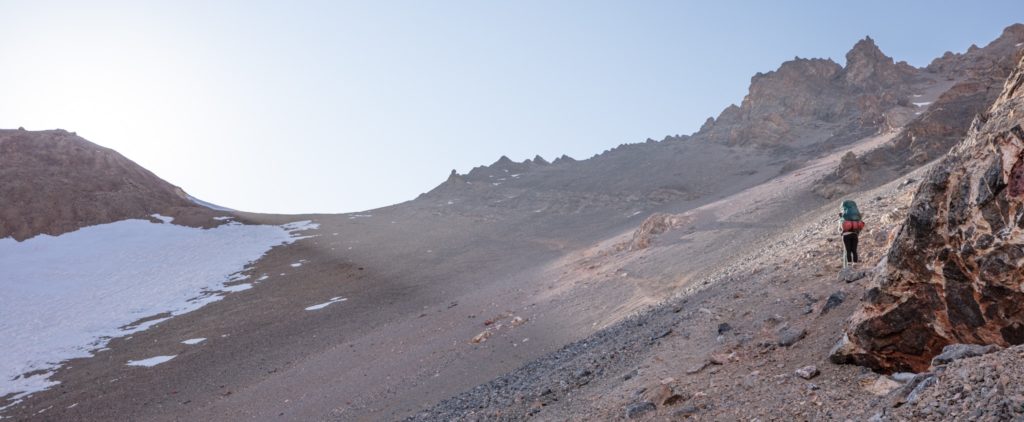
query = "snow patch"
(0, 217, 318, 403)
(913, 101, 932, 107)
(213, 216, 233, 221)
(305, 297, 347, 311)
(150, 214, 174, 224)
(181, 338, 206, 345)
(126, 355, 175, 367)
(221, 283, 252, 292)
(187, 195, 234, 212)
(348, 214, 373, 219)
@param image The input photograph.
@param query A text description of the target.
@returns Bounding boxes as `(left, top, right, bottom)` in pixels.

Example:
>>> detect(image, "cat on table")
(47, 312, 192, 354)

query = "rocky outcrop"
(0, 129, 206, 240)
(831, 55, 1024, 373)
(627, 213, 685, 250)
(698, 37, 917, 147)
(927, 24, 1024, 80)
(843, 36, 918, 91)
(888, 25, 1024, 168)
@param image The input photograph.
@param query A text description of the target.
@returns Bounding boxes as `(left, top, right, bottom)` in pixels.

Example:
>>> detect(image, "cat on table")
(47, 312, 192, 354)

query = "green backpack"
(841, 200, 862, 221)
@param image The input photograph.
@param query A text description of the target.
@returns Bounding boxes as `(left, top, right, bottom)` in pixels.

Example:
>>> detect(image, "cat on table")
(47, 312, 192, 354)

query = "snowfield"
(0, 216, 318, 407)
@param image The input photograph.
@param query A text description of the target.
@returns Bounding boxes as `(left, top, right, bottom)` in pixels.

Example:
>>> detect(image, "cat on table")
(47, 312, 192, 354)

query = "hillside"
(2, 23, 1023, 422)
(0, 129, 224, 240)
(409, 47, 1024, 422)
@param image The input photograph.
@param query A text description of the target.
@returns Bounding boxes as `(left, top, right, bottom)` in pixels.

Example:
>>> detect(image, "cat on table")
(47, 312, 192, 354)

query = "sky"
(0, 1, 1021, 214)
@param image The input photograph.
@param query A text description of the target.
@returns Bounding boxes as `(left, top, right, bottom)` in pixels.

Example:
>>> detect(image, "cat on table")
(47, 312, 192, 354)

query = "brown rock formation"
(814, 24, 1024, 197)
(628, 213, 689, 251)
(0, 129, 208, 241)
(831, 55, 1024, 373)
(927, 24, 1024, 80)
(698, 37, 917, 147)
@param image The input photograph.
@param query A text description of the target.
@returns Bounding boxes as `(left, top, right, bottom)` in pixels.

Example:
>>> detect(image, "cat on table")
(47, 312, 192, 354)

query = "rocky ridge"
(417, 36, 941, 230)
(816, 24, 1024, 199)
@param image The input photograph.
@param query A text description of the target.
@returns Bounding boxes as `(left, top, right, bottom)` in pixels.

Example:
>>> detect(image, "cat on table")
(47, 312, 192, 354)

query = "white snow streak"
(305, 297, 347, 311)
(186, 195, 234, 212)
(151, 214, 174, 223)
(126, 355, 176, 367)
(181, 338, 206, 345)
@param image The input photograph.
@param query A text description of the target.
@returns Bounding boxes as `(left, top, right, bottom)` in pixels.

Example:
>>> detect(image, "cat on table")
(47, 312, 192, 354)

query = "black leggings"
(843, 233, 859, 264)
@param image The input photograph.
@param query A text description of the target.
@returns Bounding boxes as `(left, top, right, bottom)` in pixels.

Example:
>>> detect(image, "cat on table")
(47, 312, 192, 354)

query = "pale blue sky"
(0, 1, 1020, 213)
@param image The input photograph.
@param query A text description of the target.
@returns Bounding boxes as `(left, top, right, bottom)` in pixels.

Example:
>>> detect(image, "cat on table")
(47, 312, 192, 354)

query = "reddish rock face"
(697, 37, 918, 147)
(832, 56, 1024, 373)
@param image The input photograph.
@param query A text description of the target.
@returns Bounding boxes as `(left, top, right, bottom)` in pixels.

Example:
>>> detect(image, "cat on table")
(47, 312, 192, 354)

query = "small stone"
(673, 405, 699, 417)
(709, 352, 735, 365)
(778, 327, 807, 347)
(642, 384, 673, 405)
(821, 291, 846, 315)
(891, 372, 917, 383)
(625, 402, 656, 419)
(863, 376, 901, 396)
(717, 323, 733, 335)
(930, 344, 1001, 366)
(651, 328, 673, 341)
(838, 268, 867, 283)
(686, 362, 710, 374)
(795, 365, 820, 380)
(470, 330, 492, 344)
(622, 369, 638, 381)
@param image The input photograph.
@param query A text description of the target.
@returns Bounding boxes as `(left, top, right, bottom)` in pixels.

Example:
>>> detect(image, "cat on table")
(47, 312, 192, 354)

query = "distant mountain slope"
(0, 129, 219, 240)
(418, 35, 940, 223)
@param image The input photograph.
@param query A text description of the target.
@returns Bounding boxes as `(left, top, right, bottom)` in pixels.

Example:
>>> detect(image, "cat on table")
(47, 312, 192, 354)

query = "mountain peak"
(842, 35, 914, 89)
(844, 36, 888, 68)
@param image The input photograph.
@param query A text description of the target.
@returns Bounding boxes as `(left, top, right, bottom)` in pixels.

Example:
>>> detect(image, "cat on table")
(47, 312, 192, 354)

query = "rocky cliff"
(0, 129, 212, 240)
(697, 37, 918, 147)
(815, 25, 1024, 199)
(831, 55, 1024, 373)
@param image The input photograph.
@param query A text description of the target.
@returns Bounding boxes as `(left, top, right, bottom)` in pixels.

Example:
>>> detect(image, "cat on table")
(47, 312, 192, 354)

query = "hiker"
(839, 200, 865, 268)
